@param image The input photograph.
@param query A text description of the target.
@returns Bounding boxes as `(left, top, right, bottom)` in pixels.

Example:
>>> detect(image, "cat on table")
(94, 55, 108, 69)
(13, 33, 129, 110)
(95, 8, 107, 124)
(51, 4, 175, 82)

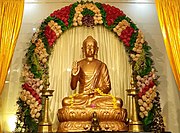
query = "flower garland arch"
(15, 1, 165, 132)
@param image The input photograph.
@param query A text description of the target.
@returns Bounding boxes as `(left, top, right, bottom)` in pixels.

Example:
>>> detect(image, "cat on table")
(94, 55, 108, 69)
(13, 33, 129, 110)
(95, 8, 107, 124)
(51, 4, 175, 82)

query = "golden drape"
(0, 0, 24, 95)
(155, 0, 180, 90)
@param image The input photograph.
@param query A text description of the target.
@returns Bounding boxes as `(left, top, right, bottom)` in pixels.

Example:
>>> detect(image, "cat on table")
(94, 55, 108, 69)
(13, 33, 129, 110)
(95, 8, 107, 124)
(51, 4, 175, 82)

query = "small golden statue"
(90, 112, 102, 132)
(57, 36, 128, 132)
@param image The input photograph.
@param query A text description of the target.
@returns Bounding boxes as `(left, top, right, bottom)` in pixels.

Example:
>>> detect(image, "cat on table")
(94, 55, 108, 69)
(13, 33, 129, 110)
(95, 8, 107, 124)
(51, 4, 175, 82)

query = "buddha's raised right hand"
(71, 61, 80, 76)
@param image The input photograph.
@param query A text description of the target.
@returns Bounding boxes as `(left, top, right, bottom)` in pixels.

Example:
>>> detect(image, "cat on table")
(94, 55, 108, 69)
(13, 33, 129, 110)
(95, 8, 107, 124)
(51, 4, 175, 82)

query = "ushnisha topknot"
(83, 36, 97, 48)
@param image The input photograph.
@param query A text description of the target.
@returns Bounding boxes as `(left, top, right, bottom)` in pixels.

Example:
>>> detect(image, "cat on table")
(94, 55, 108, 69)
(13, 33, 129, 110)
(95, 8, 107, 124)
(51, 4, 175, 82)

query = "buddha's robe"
(62, 59, 123, 108)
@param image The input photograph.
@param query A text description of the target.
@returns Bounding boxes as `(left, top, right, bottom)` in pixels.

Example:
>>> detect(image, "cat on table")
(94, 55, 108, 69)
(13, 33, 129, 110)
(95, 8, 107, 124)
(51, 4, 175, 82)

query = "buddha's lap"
(62, 94, 123, 108)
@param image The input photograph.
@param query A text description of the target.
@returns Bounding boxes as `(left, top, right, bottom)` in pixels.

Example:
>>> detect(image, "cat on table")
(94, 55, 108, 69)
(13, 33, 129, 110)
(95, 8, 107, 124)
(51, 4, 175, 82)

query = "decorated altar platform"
(55, 131, 171, 133)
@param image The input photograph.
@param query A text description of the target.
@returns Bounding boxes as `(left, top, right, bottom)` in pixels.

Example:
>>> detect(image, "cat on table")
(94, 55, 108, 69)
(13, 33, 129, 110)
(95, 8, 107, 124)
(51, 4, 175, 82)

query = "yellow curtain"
(155, 0, 180, 90)
(0, 0, 24, 95)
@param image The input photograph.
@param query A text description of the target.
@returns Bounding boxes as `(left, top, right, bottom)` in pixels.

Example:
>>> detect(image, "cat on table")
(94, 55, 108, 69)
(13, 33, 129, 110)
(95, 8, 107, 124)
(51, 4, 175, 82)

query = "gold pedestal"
(38, 90, 54, 133)
(57, 107, 128, 132)
(126, 77, 143, 132)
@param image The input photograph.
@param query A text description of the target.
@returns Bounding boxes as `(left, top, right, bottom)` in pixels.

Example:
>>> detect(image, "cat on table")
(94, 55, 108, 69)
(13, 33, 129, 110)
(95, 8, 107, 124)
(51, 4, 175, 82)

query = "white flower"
(36, 112, 41, 118)
(36, 89, 40, 93)
(33, 108, 38, 114)
(140, 106, 145, 112)
(148, 88, 153, 94)
(42, 58, 47, 63)
(31, 97, 36, 103)
(36, 81, 40, 87)
(143, 102, 148, 108)
(149, 103, 153, 109)
(153, 85, 157, 90)
(37, 104, 42, 111)
(20, 95, 26, 102)
(26, 91, 30, 95)
(130, 54, 136, 59)
(137, 81, 141, 87)
(34, 101, 39, 107)
(146, 106, 151, 111)
(139, 87, 143, 92)
(133, 57, 138, 61)
(73, 22, 78, 26)
(140, 78, 145, 82)
(145, 91, 150, 98)
(143, 111, 148, 116)
(31, 114, 35, 118)
(145, 80, 149, 85)
(39, 85, 43, 90)
(146, 98, 151, 104)
(27, 100, 31, 105)
(139, 112, 144, 118)
(141, 83, 145, 88)
(22, 128, 25, 132)
(30, 104, 34, 109)
(138, 99, 143, 105)
(20, 122, 24, 126)
(148, 77, 152, 81)
(136, 75, 141, 81)
(27, 94, 32, 100)
(152, 73, 157, 79)
(142, 95, 147, 101)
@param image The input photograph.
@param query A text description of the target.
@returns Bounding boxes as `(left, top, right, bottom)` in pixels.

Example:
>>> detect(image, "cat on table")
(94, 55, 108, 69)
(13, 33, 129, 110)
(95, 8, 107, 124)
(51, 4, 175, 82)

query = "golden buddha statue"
(57, 36, 128, 132)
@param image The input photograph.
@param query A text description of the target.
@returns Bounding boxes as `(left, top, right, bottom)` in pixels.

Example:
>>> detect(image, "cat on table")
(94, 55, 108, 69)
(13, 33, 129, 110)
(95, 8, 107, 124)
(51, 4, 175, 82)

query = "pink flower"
(90, 103, 96, 108)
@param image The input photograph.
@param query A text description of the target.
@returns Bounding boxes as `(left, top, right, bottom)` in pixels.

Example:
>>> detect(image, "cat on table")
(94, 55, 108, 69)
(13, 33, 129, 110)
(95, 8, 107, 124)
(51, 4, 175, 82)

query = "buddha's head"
(82, 36, 98, 58)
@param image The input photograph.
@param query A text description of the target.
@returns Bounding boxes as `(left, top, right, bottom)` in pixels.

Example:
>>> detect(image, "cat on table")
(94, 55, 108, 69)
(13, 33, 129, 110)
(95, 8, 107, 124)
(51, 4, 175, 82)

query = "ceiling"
(25, 0, 155, 4)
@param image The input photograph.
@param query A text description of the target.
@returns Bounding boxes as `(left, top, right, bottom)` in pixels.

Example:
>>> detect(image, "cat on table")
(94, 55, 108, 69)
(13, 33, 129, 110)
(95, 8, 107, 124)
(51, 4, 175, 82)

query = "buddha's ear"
(95, 47, 99, 59)
(81, 47, 84, 52)
(96, 47, 99, 52)
(81, 47, 85, 58)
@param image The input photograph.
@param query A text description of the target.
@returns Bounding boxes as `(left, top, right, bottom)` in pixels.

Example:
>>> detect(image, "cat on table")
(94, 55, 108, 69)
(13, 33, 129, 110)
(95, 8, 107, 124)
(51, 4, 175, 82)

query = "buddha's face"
(84, 41, 97, 57)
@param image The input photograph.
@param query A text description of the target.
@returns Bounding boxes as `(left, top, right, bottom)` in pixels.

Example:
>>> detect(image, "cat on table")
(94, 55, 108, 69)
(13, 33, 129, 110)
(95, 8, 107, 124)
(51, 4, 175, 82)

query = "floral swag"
(15, 1, 165, 132)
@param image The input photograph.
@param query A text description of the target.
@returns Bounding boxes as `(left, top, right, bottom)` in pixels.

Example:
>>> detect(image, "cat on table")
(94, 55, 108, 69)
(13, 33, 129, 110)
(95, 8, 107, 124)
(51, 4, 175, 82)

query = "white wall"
(0, 0, 179, 132)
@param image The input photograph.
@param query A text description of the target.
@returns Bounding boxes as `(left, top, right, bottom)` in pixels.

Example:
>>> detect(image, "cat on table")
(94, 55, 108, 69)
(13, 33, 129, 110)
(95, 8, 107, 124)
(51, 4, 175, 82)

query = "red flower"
(31, 91, 36, 97)
(22, 83, 41, 104)
(149, 81, 155, 88)
(143, 85, 149, 91)
(34, 94, 40, 101)
(119, 26, 134, 47)
(102, 4, 125, 26)
(22, 83, 32, 92)
(38, 99, 41, 104)
(44, 25, 57, 47)
(138, 92, 143, 98)
(50, 5, 71, 26)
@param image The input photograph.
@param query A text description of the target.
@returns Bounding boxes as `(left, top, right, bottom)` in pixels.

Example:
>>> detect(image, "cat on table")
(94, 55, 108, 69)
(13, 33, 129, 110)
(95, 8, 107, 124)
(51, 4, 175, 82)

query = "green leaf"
(143, 110, 153, 125)
(68, 3, 78, 28)
(82, 8, 95, 16)
(23, 108, 38, 133)
(129, 32, 138, 49)
(29, 53, 43, 78)
(114, 16, 126, 25)
(143, 44, 151, 52)
(146, 57, 153, 66)
(26, 44, 36, 65)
